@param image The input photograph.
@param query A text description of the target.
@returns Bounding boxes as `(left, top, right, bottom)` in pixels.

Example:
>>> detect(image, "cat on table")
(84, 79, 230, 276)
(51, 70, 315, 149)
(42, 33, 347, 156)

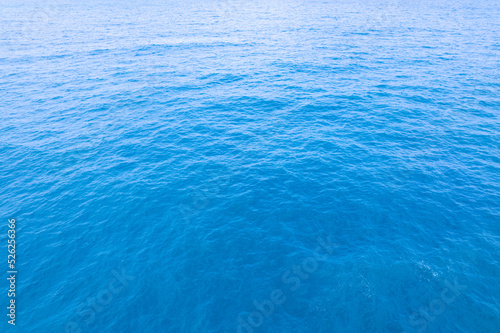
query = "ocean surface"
(1, 0, 499, 332)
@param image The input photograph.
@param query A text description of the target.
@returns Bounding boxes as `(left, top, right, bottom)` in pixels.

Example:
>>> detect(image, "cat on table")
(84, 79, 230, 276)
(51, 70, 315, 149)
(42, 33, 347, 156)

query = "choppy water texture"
(1, 0, 499, 332)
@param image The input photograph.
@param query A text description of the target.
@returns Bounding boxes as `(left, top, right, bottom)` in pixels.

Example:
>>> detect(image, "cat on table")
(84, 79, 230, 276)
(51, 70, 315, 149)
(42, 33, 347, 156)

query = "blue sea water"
(1, 0, 500, 332)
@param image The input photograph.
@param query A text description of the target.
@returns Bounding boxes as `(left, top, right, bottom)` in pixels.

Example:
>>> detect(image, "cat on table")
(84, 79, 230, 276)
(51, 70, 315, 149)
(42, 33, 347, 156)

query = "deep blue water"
(1, 0, 500, 332)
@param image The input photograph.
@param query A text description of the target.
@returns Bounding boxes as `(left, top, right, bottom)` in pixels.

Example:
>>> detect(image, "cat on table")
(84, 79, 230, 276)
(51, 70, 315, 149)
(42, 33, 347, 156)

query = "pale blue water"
(1, 0, 499, 332)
